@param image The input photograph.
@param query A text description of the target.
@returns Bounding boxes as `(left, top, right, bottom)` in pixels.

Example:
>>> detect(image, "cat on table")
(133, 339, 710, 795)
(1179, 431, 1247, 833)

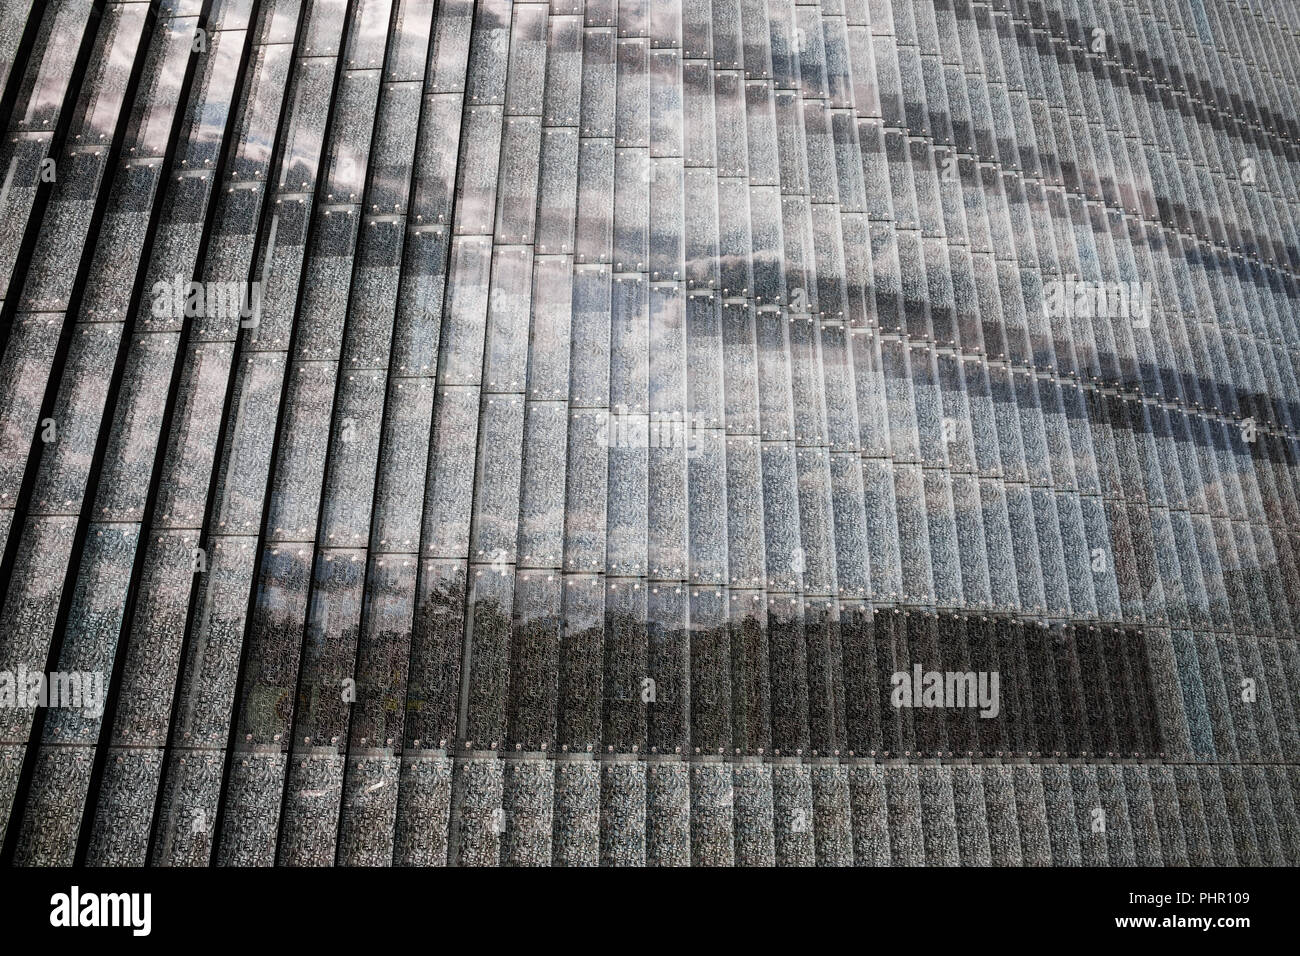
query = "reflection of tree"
(393, 587, 1171, 761)
(403, 575, 467, 748)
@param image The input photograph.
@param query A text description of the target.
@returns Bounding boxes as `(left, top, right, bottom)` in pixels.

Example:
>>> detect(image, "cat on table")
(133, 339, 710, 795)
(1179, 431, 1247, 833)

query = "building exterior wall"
(0, 0, 1298, 865)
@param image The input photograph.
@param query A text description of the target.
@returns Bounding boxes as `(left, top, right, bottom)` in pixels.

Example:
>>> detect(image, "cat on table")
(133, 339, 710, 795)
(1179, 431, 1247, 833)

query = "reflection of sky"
(0, 0, 1297, 858)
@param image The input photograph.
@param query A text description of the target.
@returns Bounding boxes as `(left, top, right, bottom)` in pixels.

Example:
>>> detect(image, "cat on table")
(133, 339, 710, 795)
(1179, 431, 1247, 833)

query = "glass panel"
(518, 401, 568, 568)
(924, 469, 962, 608)
(615, 36, 649, 147)
(543, 15, 584, 126)
(650, 48, 684, 157)
(863, 458, 902, 599)
(495, 116, 542, 245)
(726, 434, 765, 588)
(319, 370, 386, 546)
(505, 2, 549, 116)
(469, 394, 526, 559)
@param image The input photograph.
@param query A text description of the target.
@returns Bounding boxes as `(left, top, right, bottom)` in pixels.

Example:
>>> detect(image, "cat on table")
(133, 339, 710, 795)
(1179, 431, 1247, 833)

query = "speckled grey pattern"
(732, 761, 776, 866)
(600, 759, 646, 866)
(278, 752, 346, 866)
(1217, 766, 1262, 866)
(1040, 765, 1081, 866)
(949, 765, 991, 866)
(501, 756, 554, 866)
(1145, 765, 1187, 866)
(1069, 765, 1109, 867)
(1264, 766, 1300, 867)
(646, 760, 690, 866)
(980, 766, 1022, 866)
(772, 763, 816, 866)
(217, 751, 286, 866)
(1122, 766, 1164, 866)
(0, 745, 24, 851)
(849, 764, 891, 866)
(1094, 766, 1136, 866)
(85, 747, 165, 867)
(337, 754, 401, 866)
(1241, 766, 1285, 866)
(1012, 765, 1052, 866)
(449, 755, 504, 867)
(0, 0, 1297, 867)
(13, 747, 92, 866)
(149, 748, 224, 867)
(552, 757, 600, 867)
(1171, 765, 1213, 868)
(884, 765, 924, 866)
(394, 751, 452, 866)
(811, 764, 854, 865)
(690, 760, 735, 866)
(1194, 765, 1238, 867)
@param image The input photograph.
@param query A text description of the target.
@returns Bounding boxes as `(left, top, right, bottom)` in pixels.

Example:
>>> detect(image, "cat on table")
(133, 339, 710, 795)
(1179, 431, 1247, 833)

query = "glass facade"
(0, 0, 1297, 866)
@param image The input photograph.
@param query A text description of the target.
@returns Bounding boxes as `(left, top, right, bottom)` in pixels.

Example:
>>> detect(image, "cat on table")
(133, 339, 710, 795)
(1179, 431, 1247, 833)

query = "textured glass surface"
(0, 0, 1296, 868)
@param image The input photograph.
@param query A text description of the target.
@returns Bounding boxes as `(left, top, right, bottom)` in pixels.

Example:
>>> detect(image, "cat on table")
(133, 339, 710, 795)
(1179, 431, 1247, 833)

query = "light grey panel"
(802, 98, 837, 206)
(849, 330, 889, 456)
(544, 14, 584, 126)
(717, 177, 753, 296)
(650, 0, 683, 49)
(437, 235, 492, 386)
(575, 137, 614, 263)
(682, 60, 715, 167)
(518, 401, 568, 568)
(722, 301, 760, 436)
(823, 14, 854, 109)
(688, 428, 729, 585)
(794, 446, 837, 595)
(506, 2, 550, 116)
(568, 264, 612, 407)
(712, 0, 743, 69)
(615, 36, 649, 147)
(881, 337, 919, 462)
(684, 166, 719, 289)
(649, 157, 684, 281)
(744, 79, 779, 187)
(686, 292, 724, 426)
(682, 0, 712, 58)
(453, 104, 505, 236)
(408, 93, 465, 228)
(319, 370, 387, 546)
(465, 0, 513, 105)
(863, 458, 902, 599)
(739, 0, 772, 79)
(774, 90, 808, 195)
(422, 386, 481, 559)
(788, 315, 827, 445)
(609, 274, 649, 410)
(726, 434, 765, 588)
(650, 48, 684, 157)
(755, 308, 793, 442)
(794, 5, 828, 99)
(536, 127, 580, 255)
(564, 409, 609, 571)
(760, 441, 801, 592)
(648, 286, 689, 578)
(812, 199, 849, 321)
(766, 0, 798, 91)
(713, 70, 749, 178)
(470, 393, 527, 560)
(829, 451, 869, 596)
(496, 116, 543, 244)
(613, 148, 649, 272)
(580, 26, 616, 136)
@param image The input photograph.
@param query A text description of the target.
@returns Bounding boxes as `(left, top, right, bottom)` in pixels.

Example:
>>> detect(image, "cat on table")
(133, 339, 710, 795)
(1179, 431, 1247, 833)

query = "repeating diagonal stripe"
(0, 0, 1297, 866)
